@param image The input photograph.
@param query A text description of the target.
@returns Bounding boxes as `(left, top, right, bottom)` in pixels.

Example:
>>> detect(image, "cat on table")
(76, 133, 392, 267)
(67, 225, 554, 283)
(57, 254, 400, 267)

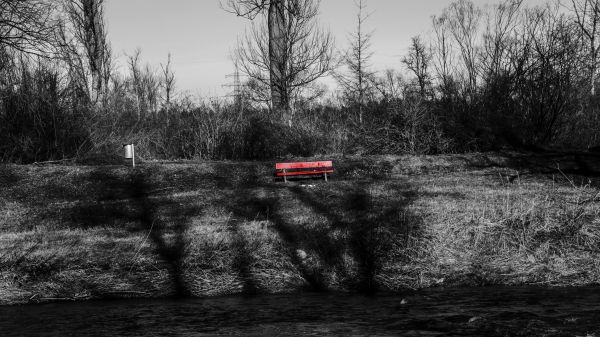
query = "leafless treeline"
(425, 0, 595, 148)
(337, 0, 600, 152)
(0, 0, 180, 162)
(1, 0, 600, 163)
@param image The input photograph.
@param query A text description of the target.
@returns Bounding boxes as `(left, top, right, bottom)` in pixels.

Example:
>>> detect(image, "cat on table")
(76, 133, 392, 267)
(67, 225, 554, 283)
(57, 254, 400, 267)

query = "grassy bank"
(1, 152, 600, 305)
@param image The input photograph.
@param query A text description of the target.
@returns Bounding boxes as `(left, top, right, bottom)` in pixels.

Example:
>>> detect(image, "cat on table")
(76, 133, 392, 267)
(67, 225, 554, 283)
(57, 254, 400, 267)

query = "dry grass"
(1, 152, 599, 305)
(383, 164, 600, 290)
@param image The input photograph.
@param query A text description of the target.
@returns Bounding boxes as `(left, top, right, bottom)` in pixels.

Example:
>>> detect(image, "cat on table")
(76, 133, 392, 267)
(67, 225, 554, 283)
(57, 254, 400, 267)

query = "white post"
(124, 144, 135, 168)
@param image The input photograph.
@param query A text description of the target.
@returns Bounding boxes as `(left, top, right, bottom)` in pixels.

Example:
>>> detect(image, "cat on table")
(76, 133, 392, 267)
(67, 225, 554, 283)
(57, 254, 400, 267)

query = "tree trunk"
(591, 50, 597, 96)
(268, 0, 291, 125)
(592, 67, 596, 96)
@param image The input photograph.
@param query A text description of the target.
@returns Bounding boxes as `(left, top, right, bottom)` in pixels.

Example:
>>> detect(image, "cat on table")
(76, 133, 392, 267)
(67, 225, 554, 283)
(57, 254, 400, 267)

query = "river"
(2, 287, 600, 336)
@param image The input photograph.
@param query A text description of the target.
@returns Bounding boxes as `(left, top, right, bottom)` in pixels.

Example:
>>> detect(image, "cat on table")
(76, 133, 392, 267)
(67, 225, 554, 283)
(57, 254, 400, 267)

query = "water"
(2, 287, 600, 336)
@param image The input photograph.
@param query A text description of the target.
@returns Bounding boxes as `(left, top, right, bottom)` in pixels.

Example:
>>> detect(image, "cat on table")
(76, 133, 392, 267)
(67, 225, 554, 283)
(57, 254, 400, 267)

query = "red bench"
(275, 161, 334, 182)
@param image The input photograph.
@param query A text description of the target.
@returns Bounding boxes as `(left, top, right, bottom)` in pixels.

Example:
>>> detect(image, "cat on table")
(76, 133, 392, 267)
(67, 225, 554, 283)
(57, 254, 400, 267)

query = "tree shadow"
(34, 166, 200, 298)
(32, 168, 138, 230)
(0, 164, 21, 189)
(126, 169, 200, 298)
(230, 186, 331, 292)
(214, 162, 425, 294)
(9, 160, 427, 297)
(226, 207, 262, 295)
(287, 180, 421, 292)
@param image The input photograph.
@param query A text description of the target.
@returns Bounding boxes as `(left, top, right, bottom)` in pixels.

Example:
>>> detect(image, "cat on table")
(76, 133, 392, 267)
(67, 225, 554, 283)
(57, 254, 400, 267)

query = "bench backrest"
(276, 161, 333, 170)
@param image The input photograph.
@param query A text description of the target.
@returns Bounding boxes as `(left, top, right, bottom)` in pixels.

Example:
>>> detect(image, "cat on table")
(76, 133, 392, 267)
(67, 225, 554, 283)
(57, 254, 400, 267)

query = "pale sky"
(105, 0, 549, 97)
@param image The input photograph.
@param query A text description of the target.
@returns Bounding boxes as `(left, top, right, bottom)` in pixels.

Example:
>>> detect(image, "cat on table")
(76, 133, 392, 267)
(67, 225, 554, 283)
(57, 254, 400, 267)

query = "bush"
(238, 114, 330, 160)
(0, 65, 90, 163)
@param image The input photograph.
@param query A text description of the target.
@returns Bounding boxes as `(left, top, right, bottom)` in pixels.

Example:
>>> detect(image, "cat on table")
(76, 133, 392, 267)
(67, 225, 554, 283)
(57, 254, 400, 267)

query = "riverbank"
(1, 152, 600, 305)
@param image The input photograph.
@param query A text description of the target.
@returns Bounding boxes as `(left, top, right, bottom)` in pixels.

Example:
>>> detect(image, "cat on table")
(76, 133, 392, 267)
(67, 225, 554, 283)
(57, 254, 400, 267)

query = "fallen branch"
(557, 164, 576, 188)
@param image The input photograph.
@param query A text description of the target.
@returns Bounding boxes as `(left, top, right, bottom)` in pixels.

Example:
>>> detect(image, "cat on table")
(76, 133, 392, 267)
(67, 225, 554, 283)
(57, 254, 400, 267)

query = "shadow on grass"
(214, 162, 425, 293)
(14, 160, 427, 297)
(33, 168, 139, 230)
(0, 164, 21, 189)
(291, 181, 420, 292)
(34, 166, 200, 298)
(128, 169, 196, 298)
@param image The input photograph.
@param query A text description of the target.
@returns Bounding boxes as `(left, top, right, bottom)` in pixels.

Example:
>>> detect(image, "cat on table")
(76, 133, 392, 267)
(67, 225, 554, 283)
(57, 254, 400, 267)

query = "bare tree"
(160, 53, 176, 109)
(373, 69, 404, 102)
(59, 0, 111, 104)
(127, 49, 143, 115)
(126, 50, 160, 117)
(223, 0, 270, 19)
(442, 0, 482, 95)
(518, 4, 580, 143)
(571, 0, 600, 95)
(0, 0, 56, 60)
(402, 35, 432, 98)
(481, 0, 523, 79)
(223, 0, 288, 115)
(337, 0, 374, 125)
(225, 0, 334, 126)
(431, 15, 455, 97)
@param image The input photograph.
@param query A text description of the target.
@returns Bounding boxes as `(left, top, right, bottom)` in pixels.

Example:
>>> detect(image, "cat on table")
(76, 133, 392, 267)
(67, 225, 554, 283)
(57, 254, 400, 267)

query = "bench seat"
(275, 161, 334, 182)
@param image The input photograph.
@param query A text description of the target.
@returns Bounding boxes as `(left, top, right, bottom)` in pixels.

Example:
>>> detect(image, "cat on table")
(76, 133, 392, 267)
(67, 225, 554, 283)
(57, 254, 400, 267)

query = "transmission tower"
(223, 62, 245, 117)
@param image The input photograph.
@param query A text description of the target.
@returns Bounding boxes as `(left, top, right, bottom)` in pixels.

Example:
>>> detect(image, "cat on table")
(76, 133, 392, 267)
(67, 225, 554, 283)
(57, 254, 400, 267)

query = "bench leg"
(284, 175, 287, 183)
(324, 172, 328, 182)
